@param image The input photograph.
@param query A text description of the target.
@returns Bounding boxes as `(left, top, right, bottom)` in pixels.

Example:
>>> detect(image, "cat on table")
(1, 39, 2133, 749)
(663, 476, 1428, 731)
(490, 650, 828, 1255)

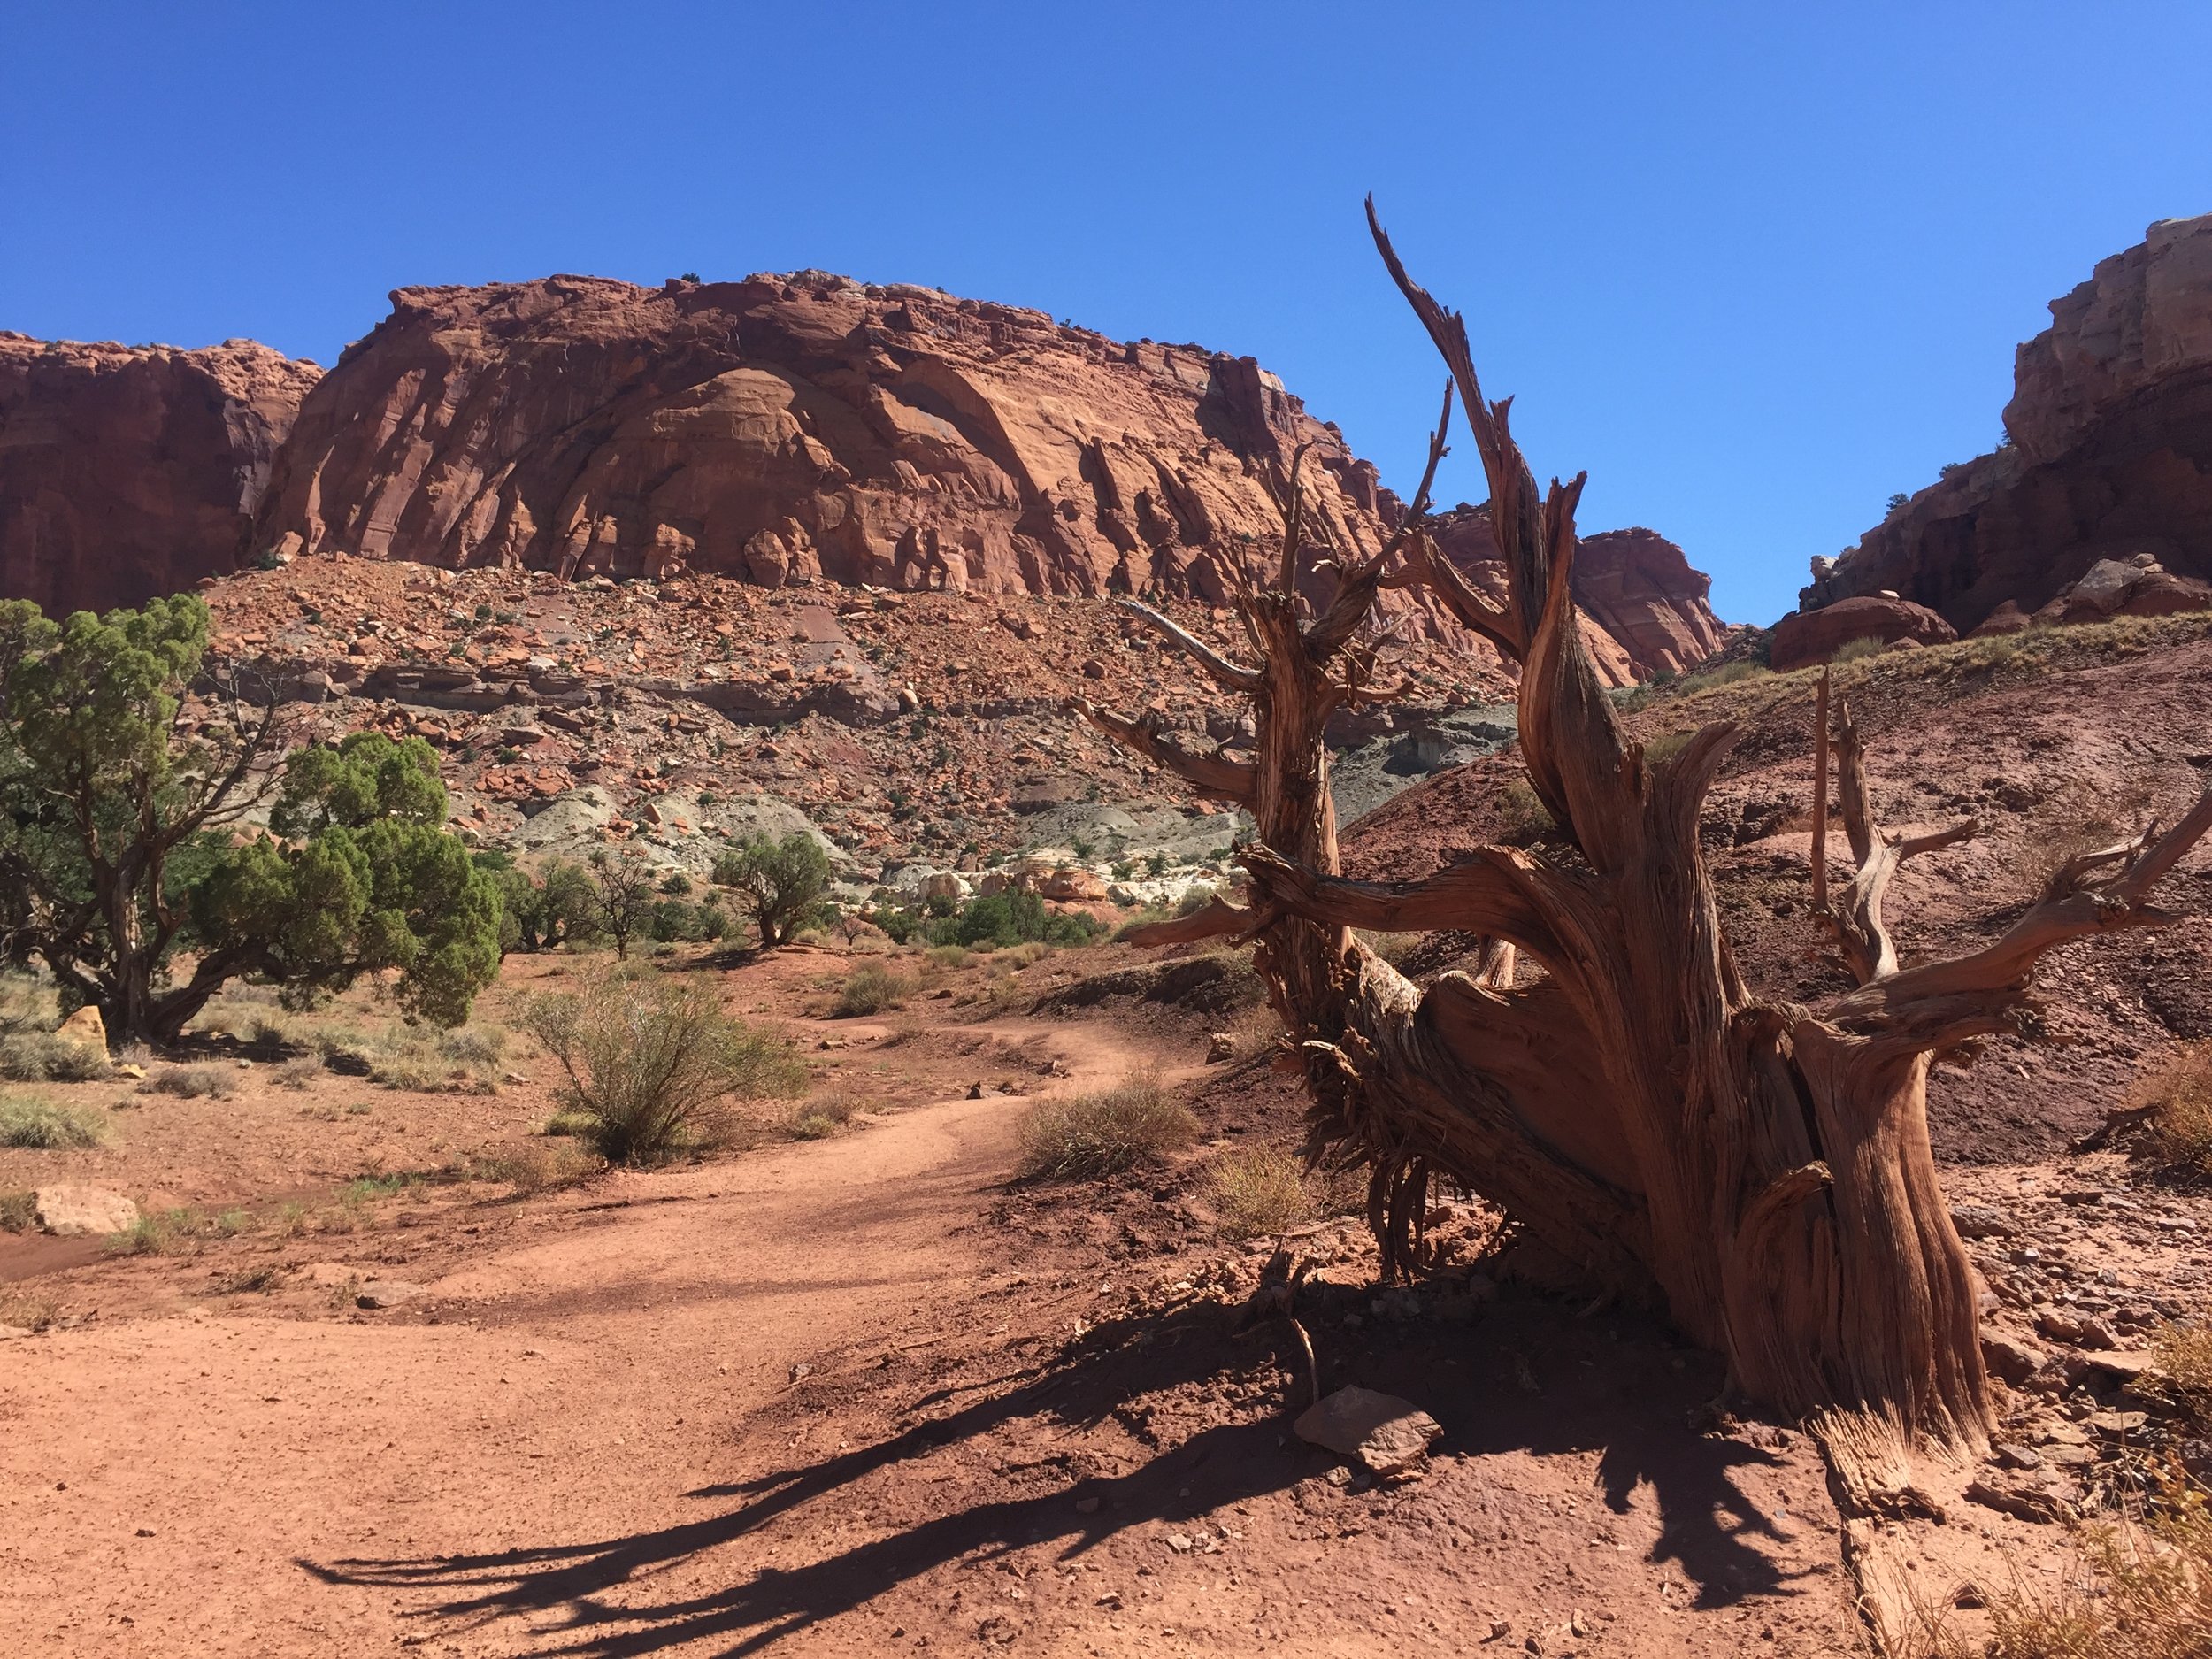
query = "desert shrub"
(924, 944, 971, 970)
(927, 890, 1103, 951)
(1830, 635, 1890, 664)
(0, 1033, 108, 1082)
(0, 973, 57, 1036)
(1210, 1144, 1312, 1240)
(1494, 779, 1555, 845)
(2154, 1321, 2212, 1415)
(1017, 1076, 1198, 1179)
(0, 1189, 36, 1231)
(1641, 728, 1695, 765)
(273, 1056, 325, 1090)
(787, 1093, 860, 1141)
(522, 972, 805, 1164)
(149, 1064, 236, 1100)
(437, 1025, 507, 1067)
(1912, 1471, 2212, 1659)
(474, 1142, 599, 1194)
(247, 1014, 291, 1047)
(2136, 1043, 2212, 1174)
(0, 1096, 105, 1148)
(834, 963, 912, 1018)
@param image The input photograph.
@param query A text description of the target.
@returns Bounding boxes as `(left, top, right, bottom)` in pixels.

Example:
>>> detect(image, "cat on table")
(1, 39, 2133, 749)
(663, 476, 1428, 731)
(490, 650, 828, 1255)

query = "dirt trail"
(0, 1018, 1164, 1657)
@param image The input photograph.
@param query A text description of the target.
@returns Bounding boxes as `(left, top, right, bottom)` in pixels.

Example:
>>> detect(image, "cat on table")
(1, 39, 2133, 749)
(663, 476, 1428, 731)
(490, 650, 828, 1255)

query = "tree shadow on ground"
(301, 1286, 1827, 1655)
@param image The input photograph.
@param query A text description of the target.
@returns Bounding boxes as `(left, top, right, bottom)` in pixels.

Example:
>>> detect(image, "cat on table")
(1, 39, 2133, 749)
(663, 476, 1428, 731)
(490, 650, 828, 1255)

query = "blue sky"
(5, 2, 2208, 623)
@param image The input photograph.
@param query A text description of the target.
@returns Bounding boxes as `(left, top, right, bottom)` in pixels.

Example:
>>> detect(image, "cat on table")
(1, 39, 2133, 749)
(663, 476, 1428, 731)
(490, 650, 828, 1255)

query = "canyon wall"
(1809, 213, 2212, 632)
(0, 334, 319, 616)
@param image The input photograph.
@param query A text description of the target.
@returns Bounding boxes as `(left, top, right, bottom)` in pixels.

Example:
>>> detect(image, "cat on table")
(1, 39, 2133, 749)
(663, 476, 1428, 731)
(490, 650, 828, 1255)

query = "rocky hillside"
(0, 334, 319, 615)
(0, 269, 1724, 686)
(1809, 213, 2212, 633)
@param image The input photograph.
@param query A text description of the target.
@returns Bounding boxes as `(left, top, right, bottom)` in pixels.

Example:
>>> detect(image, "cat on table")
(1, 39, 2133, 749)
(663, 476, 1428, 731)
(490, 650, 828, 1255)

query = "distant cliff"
(0, 334, 319, 616)
(1809, 214, 2212, 632)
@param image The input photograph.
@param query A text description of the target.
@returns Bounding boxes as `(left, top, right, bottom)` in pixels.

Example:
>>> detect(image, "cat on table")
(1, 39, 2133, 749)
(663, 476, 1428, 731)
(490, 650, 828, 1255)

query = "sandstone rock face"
(1770, 594, 1957, 672)
(0, 334, 319, 614)
(252, 273, 1391, 602)
(1425, 508, 1726, 684)
(1812, 214, 2212, 632)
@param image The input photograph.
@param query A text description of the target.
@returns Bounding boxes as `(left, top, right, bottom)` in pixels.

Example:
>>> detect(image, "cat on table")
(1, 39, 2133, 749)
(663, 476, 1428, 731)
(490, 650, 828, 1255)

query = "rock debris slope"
(0, 334, 319, 615)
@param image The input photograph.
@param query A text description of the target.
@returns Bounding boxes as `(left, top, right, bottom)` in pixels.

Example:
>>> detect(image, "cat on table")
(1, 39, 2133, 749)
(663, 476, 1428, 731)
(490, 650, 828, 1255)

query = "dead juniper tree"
(1071, 201, 2212, 1446)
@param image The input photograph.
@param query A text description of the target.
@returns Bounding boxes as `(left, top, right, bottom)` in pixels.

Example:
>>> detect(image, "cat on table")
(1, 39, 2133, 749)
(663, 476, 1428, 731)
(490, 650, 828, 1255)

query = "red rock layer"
(1811, 214, 2212, 633)
(250, 272, 1396, 601)
(0, 334, 319, 615)
(1425, 506, 1726, 681)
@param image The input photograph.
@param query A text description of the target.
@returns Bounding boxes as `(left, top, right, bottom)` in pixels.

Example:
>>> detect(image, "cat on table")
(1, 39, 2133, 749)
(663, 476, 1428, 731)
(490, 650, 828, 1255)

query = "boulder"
(1294, 1386, 1442, 1473)
(52, 1004, 107, 1055)
(1040, 868, 1108, 902)
(1967, 600, 2032, 638)
(33, 1185, 138, 1238)
(1770, 595, 1958, 671)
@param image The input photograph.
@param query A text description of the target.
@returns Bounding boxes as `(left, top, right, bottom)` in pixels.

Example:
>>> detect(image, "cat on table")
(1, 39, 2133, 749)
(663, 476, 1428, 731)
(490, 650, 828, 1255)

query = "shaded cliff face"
(1425, 506, 1726, 682)
(1816, 214, 2212, 632)
(251, 272, 1395, 600)
(0, 334, 319, 615)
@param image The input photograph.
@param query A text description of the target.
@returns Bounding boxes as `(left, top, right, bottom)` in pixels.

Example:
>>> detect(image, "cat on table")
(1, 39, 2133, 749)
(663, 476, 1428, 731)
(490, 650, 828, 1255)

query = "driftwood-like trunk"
(1074, 204, 2212, 1446)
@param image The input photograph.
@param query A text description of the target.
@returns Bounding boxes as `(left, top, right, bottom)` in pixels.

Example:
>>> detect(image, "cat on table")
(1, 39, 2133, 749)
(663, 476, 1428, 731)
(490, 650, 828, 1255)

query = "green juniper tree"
(0, 595, 502, 1044)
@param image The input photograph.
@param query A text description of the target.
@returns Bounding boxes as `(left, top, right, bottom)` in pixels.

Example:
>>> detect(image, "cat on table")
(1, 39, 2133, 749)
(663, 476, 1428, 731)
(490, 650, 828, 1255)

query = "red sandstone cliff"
(0, 334, 319, 615)
(250, 272, 1395, 601)
(1425, 505, 1726, 681)
(1810, 213, 2212, 632)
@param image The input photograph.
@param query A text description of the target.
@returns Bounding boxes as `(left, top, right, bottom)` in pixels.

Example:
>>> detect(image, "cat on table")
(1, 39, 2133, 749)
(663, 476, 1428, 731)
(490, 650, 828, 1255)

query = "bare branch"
(1111, 598, 1263, 694)
(1065, 697, 1257, 806)
(1118, 894, 1259, 949)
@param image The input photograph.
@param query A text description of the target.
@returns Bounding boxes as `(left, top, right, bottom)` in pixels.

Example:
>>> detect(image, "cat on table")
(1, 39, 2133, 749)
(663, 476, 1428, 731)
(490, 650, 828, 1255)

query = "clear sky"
(5, 2, 2208, 623)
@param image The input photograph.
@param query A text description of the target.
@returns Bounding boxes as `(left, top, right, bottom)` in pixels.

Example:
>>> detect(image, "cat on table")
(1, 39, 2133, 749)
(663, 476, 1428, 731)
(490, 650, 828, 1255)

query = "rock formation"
(1425, 506, 1726, 681)
(1809, 214, 2212, 632)
(250, 272, 1395, 602)
(2, 272, 1723, 680)
(1769, 593, 1957, 671)
(0, 334, 319, 616)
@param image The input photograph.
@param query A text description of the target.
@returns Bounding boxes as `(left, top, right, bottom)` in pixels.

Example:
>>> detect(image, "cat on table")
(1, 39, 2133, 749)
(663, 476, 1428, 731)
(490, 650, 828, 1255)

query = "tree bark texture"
(1073, 203, 2212, 1447)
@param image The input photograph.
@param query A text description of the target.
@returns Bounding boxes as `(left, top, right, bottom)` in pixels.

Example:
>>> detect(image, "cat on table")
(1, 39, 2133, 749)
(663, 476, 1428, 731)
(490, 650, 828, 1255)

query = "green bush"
(713, 832, 833, 949)
(523, 972, 805, 1165)
(936, 890, 1104, 950)
(1018, 1077, 1197, 1179)
(834, 963, 912, 1018)
(0, 1095, 105, 1149)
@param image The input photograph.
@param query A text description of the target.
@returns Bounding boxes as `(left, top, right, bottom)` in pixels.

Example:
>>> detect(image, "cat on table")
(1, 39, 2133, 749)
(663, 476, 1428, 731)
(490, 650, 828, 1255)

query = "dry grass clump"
(2154, 1322, 2212, 1410)
(111, 1206, 245, 1256)
(523, 971, 804, 1165)
(0, 1032, 109, 1083)
(787, 1092, 861, 1141)
(0, 1095, 105, 1149)
(2134, 1043, 2212, 1174)
(834, 963, 913, 1018)
(1018, 1075, 1197, 1179)
(1210, 1144, 1312, 1239)
(273, 1056, 325, 1090)
(1908, 1475, 2212, 1659)
(0, 1188, 41, 1230)
(472, 1142, 601, 1195)
(148, 1064, 236, 1100)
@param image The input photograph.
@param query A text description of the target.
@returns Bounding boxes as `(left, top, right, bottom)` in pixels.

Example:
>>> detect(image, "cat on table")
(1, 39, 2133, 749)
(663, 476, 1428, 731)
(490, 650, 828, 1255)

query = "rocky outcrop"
(1425, 507, 1726, 681)
(1809, 215, 2212, 633)
(1770, 594, 1957, 672)
(250, 273, 1394, 601)
(0, 334, 319, 614)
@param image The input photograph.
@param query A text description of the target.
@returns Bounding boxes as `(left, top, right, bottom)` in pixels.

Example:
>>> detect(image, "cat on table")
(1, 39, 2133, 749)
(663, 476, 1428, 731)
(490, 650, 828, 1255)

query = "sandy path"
(0, 1018, 1160, 1656)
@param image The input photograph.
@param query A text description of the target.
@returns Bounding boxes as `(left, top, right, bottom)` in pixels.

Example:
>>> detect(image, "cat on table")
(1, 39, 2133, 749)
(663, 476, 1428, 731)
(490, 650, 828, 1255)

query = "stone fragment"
(33, 1185, 138, 1238)
(1293, 1385, 1442, 1473)
(52, 1004, 107, 1054)
(1206, 1032, 1236, 1064)
(354, 1280, 426, 1310)
(1950, 1202, 2016, 1239)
